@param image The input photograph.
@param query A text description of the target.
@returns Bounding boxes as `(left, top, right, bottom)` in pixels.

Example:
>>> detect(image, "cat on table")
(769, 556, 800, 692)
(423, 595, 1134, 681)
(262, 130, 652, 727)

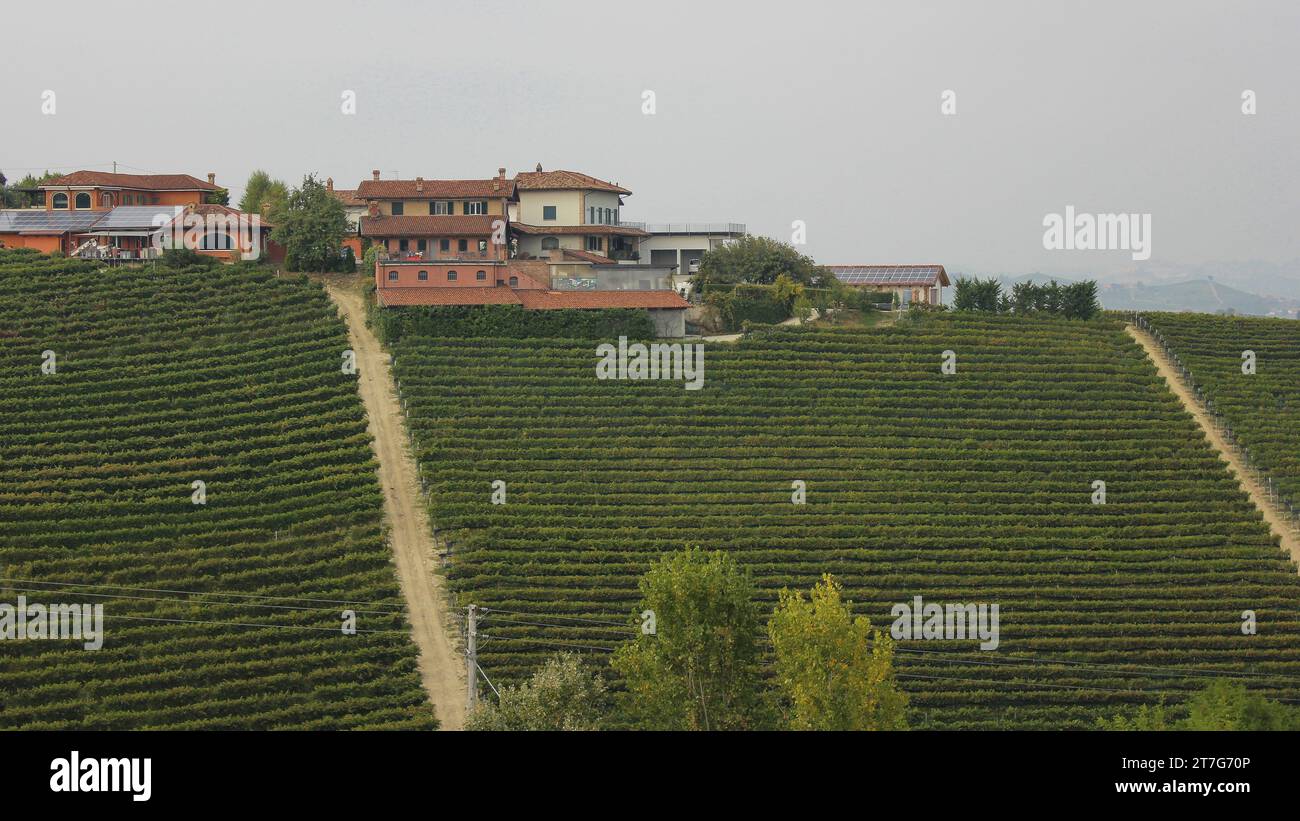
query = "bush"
(375, 304, 657, 343)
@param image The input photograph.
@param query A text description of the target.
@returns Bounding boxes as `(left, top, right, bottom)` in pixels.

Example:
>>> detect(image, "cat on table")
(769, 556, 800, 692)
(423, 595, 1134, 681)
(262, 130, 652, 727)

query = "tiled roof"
(510, 222, 649, 237)
(356, 178, 516, 199)
(515, 169, 630, 195)
(504, 260, 552, 289)
(827, 265, 950, 287)
(376, 287, 521, 307)
(516, 290, 689, 310)
(40, 171, 222, 191)
(559, 248, 617, 264)
(361, 215, 501, 237)
(330, 188, 365, 207)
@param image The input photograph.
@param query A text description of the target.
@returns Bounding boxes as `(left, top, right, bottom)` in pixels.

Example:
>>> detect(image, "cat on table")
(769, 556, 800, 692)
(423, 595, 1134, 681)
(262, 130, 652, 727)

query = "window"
(458, 239, 467, 252)
(477, 240, 488, 256)
(399, 239, 409, 252)
(476, 270, 487, 281)
(52, 193, 68, 209)
(464, 201, 487, 215)
(589, 206, 596, 224)
(541, 237, 559, 250)
(440, 239, 450, 251)
(508, 276, 519, 287)
(542, 205, 557, 221)
(74, 192, 91, 209)
(417, 239, 427, 252)
(387, 270, 399, 281)
(101, 193, 113, 207)
(418, 270, 428, 281)
(447, 270, 457, 281)
(432, 201, 452, 215)
(605, 208, 612, 224)
(586, 236, 602, 251)
(391, 202, 405, 215)
(150, 195, 160, 205)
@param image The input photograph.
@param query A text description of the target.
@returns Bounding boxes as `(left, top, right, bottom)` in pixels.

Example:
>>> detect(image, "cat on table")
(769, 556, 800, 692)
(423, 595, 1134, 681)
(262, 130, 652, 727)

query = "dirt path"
(1127, 323, 1300, 566)
(327, 282, 466, 729)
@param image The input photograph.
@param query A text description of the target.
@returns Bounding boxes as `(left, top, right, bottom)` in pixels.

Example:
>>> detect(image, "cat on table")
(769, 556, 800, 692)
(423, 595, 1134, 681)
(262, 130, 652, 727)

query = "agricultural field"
(394, 314, 1300, 729)
(1141, 312, 1300, 508)
(0, 249, 435, 729)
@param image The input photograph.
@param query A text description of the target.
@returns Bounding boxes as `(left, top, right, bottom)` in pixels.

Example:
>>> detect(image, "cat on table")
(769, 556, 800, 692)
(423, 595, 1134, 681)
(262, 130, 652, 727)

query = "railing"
(1133, 312, 1300, 539)
(620, 222, 746, 235)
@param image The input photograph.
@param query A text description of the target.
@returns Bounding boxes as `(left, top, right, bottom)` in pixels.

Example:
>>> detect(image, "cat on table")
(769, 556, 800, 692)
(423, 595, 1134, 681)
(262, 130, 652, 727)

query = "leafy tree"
(271, 174, 348, 272)
(2, 170, 58, 208)
(694, 235, 831, 288)
(238, 170, 289, 220)
(952, 276, 1003, 312)
(466, 652, 608, 731)
(1099, 680, 1300, 730)
(768, 574, 909, 730)
(338, 245, 357, 274)
(204, 188, 230, 206)
(793, 292, 813, 324)
(1060, 280, 1101, 320)
(611, 547, 766, 730)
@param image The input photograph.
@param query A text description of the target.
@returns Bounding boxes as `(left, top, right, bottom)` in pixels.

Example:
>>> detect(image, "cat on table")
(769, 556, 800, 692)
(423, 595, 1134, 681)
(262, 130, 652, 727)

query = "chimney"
(372, 169, 381, 181)
(535, 163, 543, 172)
(207, 172, 216, 185)
(498, 167, 506, 179)
(326, 177, 334, 192)
(415, 176, 424, 193)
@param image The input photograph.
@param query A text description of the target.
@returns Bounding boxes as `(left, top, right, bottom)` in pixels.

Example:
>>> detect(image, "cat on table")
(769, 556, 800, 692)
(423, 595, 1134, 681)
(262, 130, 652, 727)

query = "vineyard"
(394, 313, 1300, 729)
(0, 249, 435, 729)
(1140, 312, 1300, 515)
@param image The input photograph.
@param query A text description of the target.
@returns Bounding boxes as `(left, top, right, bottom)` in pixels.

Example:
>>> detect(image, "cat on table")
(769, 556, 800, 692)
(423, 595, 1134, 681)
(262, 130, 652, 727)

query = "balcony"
(619, 222, 746, 235)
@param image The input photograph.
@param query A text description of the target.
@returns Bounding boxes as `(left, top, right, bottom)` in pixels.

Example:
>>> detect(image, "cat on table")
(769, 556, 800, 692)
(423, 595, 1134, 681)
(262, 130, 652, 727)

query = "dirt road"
(1127, 324, 1300, 566)
(327, 282, 466, 729)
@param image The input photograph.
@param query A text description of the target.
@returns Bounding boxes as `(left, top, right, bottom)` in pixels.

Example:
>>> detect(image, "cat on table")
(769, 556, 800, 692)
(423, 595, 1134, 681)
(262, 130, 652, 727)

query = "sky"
(2, 0, 1297, 278)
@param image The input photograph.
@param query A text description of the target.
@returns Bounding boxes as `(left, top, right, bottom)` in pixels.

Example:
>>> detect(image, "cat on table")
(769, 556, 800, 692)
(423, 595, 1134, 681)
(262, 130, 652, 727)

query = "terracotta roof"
(187, 203, 274, 230)
(514, 169, 630, 195)
(827, 265, 950, 287)
(356, 178, 516, 199)
(516, 290, 689, 310)
(40, 171, 222, 191)
(504, 261, 552, 289)
(559, 248, 617, 264)
(510, 222, 650, 237)
(330, 188, 365, 207)
(361, 214, 501, 237)
(376, 287, 521, 307)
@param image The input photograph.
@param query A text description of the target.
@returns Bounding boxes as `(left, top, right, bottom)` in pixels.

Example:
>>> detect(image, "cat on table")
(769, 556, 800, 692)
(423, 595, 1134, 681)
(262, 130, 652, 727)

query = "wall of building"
(517, 190, 583, 225)
(582, 191, 621, 224)
(45, 189, 202, 211)
(375, 197, 507, 217)
(648, 308, 686, 338)
(376, 262, 509, 289)
(0, 233, 65, 254)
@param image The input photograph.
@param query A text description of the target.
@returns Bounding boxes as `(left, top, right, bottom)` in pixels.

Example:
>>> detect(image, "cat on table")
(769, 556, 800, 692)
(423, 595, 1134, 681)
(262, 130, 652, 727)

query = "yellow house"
(510, 165, 648, 262)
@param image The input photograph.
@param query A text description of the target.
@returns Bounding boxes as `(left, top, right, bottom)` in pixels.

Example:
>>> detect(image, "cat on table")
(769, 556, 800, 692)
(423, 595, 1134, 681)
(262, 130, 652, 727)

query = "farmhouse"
(827, 264, 951, 306)
(374, 258, 690, 337)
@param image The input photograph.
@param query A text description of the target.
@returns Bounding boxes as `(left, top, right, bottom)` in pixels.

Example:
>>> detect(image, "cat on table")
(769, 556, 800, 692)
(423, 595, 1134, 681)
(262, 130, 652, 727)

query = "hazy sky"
(3, 0, 1296, 276)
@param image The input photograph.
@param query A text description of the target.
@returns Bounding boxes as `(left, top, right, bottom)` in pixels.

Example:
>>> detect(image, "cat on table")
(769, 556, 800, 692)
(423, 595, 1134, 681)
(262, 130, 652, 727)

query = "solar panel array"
(92, 206, 183, 230)
(829, 265, 945, 285)
(0, 210, 104, 232)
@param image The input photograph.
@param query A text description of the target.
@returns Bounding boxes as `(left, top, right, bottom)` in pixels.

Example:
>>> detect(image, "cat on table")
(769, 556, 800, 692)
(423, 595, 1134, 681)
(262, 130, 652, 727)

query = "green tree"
(611, 547, 766, 730)
(952, 276, 1003, 312)
(768, 574, 909, 730)
(238, 170, 290, 220)
(1061, 279, 1101, 320)
(694, 235, 831, 288)
(271, 174, 348, 272)
(3, 170, 58, 208)
(466, 652, 608, 731)
(1099, 680, 1299, 730)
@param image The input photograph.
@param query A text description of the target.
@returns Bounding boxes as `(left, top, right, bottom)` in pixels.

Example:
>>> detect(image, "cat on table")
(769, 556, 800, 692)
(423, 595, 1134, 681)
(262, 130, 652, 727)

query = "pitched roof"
(510, 222, 650, 237)
(356, 178, 515, 200)
(0, 210, 104, 233)
(40, 171, 222, 191)
(514, 169, 630, 195)
(330, 188, 365, 207)
(376, 287, 521, 307)
(559, 248, 617, 264)
(515, 290, 690, 310)
(361, 214, 501, 237)
(827, 265, 950, 287)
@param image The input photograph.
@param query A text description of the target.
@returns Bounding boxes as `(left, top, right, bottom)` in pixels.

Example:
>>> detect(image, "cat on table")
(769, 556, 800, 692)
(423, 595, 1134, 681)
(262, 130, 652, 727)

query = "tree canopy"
(694, 235, 832, 288)
(269, 174, 348, 272)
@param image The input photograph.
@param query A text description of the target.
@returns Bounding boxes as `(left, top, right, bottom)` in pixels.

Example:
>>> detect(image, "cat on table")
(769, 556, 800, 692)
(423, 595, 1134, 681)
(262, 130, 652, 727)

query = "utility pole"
(465, 604, 478, 714)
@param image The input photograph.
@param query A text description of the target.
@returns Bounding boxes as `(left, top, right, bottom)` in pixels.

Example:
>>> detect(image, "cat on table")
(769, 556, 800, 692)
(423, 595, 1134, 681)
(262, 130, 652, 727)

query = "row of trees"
(467, 548, 909, 731)
(953, 276, 1102, 319)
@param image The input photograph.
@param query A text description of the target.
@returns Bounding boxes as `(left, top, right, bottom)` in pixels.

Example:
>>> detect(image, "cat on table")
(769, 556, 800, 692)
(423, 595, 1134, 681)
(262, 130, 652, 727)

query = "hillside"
(394, 314, 1300, 729)
(0, 250, 435, 729)
(1143, 312, 1300, 506)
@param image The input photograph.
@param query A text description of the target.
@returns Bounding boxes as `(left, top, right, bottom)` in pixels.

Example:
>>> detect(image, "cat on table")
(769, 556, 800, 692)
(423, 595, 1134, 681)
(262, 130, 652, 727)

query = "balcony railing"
(619, 222, 746, 235)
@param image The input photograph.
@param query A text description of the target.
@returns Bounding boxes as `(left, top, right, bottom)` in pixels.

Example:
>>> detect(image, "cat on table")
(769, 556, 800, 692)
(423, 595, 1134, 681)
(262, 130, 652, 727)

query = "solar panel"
(829, 265, 945, 285)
